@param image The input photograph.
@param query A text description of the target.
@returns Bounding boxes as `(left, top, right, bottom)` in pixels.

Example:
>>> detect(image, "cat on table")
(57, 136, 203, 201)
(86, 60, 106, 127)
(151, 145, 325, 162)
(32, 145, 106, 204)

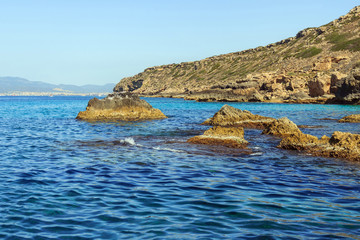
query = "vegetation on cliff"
(114, 6, 360, 104)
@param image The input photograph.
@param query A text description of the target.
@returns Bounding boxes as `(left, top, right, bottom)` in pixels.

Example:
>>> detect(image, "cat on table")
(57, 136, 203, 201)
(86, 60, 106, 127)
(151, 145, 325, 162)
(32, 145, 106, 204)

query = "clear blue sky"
(0, 0, 358, 86)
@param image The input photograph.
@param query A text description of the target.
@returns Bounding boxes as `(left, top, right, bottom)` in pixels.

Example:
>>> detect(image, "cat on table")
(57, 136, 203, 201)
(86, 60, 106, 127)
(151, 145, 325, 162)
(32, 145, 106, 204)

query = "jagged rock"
(312, 57, 332, 71)
(76, 93, 167, 121)
(262, 117, 301, 137)
(233, 88, 264, 102)
(330, 71, 348, 94)
(187, 126, 248, 148)
(279, 131, 360, 161)
(278, 132, 319, 150)
(335, 67, 360, 104)
(338, 114, 360, 123)
(202, 105, 275, 129)
(308, 73, 331, 97)
(286, 91, 310, 100)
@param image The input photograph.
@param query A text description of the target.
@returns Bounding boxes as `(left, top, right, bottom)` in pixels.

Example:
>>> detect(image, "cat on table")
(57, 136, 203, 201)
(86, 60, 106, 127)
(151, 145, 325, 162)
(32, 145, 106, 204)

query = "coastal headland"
(114, 6, 360, 104)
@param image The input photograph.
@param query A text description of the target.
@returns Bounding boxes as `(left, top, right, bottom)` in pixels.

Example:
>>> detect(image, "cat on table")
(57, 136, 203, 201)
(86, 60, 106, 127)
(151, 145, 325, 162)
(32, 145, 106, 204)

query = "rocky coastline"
(114, 6, 360, 105)
(76, 6, 360, 162)
(187, 105, 360, 161)
(75, 92, 359, 161)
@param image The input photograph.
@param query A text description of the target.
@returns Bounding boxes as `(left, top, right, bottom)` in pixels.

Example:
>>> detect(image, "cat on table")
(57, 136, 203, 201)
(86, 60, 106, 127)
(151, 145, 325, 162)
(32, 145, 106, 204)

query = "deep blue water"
(0, 96, 360, 240)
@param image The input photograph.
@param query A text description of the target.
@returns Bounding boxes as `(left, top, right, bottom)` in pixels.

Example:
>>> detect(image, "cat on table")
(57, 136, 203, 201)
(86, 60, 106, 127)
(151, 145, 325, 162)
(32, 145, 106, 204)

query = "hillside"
(114, 6, 360, 104)
(0, 77, 114, 95)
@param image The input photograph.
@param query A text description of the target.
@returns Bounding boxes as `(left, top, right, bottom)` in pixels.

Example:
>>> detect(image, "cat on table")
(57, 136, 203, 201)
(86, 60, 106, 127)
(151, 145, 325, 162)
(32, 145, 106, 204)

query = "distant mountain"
(0, 77, 114, 94)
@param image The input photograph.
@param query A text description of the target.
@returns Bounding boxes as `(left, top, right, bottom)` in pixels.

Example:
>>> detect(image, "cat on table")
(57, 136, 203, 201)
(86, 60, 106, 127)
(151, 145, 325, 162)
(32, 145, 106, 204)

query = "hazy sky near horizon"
(0, 0, 358, 86)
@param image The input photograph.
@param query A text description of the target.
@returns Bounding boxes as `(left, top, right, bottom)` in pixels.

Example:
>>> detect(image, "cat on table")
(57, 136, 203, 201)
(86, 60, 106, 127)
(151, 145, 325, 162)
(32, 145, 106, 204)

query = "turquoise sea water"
(0, 96, 360, 239)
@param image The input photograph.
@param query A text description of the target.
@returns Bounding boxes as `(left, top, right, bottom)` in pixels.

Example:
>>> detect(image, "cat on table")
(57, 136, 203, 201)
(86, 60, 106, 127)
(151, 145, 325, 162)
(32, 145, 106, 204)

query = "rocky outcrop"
(261, 116, 360, 161)
(279, 131, 360, 161)
(202, 105, 275, 129)
(308, 73, 332, 97)
(187, 126, 248, 148)
(76, 93, 167, 121)
(334, 67, 360, 104)
(114, 6, 360, 104)
(191, 105, 360, 161)
(338, 114, 360, 123)
(262, 117, 301, 137)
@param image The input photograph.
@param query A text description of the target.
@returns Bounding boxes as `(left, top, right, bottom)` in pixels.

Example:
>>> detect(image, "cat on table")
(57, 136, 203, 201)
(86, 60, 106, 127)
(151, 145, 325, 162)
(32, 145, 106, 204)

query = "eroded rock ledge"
(338, 114, 360, 123)
(76, 93, 167, 121)
(187, 126, 248, 148)
(202, 104, 275, 129)
(279, 131, 360, 161)
(189, 105, 360, 161)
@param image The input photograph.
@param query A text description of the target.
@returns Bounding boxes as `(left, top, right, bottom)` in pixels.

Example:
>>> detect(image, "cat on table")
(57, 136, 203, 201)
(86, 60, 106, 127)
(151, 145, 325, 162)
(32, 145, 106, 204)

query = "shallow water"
(0, 96, 360, 239)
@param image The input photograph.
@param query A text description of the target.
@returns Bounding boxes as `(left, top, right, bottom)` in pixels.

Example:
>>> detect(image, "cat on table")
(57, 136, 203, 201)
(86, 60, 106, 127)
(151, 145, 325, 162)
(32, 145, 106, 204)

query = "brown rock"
(187, 126, 248, 148)
(278, 133, 319, 150)
(202, 105, 275, 129)
(308, 74, 331, 97)
(262, 117, 301, 137)
(334, 67, 360, 104)
(279, 131, 360, 161)
(338, 114, 360, 123)
(76, 93, 167, 121)
(312, 57, 332, 71)
(330, 71, 348, 94)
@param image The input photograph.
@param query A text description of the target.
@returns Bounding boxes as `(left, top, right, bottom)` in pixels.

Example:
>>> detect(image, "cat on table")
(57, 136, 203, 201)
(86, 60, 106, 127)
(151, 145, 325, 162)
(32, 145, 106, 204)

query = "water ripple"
(1, 97, 360, 239)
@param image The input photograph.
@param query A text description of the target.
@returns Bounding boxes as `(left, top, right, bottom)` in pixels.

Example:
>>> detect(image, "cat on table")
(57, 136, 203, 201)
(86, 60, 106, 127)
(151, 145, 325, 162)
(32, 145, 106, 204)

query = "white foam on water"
(250, 152, 263, 156)
(152, 146, 185, 153)
(119, 137, 143, 147)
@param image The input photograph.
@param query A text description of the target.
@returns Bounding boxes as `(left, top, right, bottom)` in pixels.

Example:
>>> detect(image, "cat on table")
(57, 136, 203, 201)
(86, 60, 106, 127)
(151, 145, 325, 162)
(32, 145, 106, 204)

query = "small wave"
(152, 146, 185, 153)
(117, 138, 183, 153)
(119, 137, 142, 147)
(250, 152, 263, 156)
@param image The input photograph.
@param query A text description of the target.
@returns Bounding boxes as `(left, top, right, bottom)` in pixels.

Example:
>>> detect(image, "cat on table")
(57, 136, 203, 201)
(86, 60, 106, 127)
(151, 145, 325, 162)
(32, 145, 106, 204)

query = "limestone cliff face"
(114, 6, 360, 104)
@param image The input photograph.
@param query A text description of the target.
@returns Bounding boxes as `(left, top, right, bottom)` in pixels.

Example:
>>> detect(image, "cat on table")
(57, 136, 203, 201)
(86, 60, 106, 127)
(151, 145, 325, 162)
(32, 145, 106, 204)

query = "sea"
(0, 96, 360, 240)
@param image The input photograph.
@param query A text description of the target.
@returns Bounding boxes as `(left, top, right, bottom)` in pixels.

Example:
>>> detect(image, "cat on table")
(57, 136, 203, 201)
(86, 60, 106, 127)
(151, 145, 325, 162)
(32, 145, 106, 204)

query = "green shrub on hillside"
(326, 32, 360, 52)
(295, 47, 323, 58)
(331, 38, 360, 52)
(326, 32, 348, 44)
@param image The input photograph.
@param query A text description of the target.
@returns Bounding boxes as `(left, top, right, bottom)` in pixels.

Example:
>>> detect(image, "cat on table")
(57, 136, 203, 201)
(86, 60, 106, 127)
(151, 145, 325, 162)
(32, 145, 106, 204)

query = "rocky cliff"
(114, 6, 360, 104)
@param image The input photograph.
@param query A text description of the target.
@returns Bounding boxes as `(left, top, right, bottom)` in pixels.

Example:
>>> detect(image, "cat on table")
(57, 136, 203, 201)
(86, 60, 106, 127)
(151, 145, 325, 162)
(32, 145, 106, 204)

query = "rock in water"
(338, 114, 360, 123)
(202, 104, 275, 129)
(262, 117, 301, 137)
(279, 131, 360, 161)
(187, 126, 248, 148)
(76, 93, 167, 121)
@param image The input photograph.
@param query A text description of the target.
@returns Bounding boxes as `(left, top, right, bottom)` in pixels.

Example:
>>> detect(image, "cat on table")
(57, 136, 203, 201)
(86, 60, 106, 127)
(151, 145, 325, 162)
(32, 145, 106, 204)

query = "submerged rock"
(187, 126, 248, 148)
(76, 93, 167, 121)
(338, 114, 360, 123)
(202, 105, 275, 129)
